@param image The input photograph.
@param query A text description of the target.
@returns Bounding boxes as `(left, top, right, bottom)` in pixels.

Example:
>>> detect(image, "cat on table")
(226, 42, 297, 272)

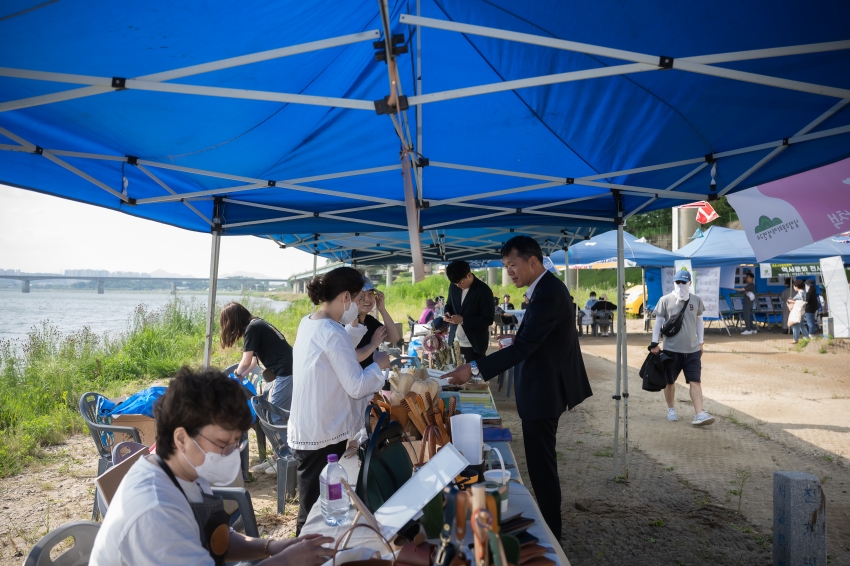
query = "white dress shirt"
(455, 287, 472, 347)
(524, 269, 548, 303)
(288, 316, 385, 450)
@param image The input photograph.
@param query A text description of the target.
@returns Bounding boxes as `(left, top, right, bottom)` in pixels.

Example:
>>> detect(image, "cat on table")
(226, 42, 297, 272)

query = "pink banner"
(755, 158, 850, 240)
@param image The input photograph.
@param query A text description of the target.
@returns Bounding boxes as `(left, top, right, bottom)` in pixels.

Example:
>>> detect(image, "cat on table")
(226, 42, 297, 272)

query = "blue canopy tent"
(553, 230, 678, 267)
(675, 226, 850, 266)
(2, 0, 850, 481)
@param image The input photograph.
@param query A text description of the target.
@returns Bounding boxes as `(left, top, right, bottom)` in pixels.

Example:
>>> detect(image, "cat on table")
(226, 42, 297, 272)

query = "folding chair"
(251, 396, 297, 513)
(79, 392, 142, 520)
(24, 521, 100, 566)
(223, 363, 269, 470)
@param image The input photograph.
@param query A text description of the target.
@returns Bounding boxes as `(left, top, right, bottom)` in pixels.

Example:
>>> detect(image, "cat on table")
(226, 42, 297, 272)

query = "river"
(0, 289, 289, 347)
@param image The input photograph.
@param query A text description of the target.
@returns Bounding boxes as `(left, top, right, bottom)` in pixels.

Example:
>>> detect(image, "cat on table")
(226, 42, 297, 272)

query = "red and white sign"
(679, 201, 719, 224)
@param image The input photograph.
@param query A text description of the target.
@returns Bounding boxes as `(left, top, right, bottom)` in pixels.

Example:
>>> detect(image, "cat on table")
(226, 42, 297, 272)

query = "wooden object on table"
(471, 484, 488, 566)
(401, 396, 428, 436)
(338, 478, 385, 549)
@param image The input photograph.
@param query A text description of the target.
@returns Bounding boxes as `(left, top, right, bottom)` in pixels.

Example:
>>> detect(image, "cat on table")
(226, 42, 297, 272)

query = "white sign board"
(373, 443, 469, 540)
(696, 267, 721, 319)
(819, 256, 850, 338)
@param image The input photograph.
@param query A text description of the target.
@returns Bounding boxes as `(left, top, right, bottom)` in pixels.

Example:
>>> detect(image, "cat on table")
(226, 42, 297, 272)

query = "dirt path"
(570, 320, 850, 564)
(1, 323, 848, 565)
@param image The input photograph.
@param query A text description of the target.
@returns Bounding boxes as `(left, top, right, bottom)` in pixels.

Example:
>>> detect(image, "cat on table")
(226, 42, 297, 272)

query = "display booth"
(3, 0, 850, 528)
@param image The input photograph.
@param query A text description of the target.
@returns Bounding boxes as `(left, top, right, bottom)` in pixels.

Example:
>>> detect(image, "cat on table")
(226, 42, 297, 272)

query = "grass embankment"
(0, 270, 629, 478)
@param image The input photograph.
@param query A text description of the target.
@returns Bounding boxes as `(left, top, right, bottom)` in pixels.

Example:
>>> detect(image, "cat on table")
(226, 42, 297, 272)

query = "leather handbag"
(332, 523, 395, 566)
(355, 409, 414, 512)
(434, 486, 471, 566)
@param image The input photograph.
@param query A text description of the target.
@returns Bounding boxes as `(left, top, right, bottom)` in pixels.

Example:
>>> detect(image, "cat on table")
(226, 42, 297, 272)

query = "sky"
(0, 184, 321, 278)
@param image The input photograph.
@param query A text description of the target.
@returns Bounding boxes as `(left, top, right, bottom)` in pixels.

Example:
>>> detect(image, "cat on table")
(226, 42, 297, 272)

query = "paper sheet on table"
(450, 413, 483, 465)
(373, 443, 469, 540)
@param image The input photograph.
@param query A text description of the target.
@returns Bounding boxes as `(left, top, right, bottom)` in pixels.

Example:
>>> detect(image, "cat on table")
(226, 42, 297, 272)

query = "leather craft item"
(518, 544, 550, 564)
(397, 539, 436, 566)
(500, 515, 535, 536)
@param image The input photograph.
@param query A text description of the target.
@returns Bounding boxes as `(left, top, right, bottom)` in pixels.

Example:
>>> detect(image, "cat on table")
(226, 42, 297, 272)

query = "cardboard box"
(95, 446, 150, 508)
(111, 414, 157, 445)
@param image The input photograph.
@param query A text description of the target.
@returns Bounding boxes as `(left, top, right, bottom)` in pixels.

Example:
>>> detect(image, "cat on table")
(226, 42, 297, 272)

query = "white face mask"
(183, 437, 241, 486)
(674, 282, 690, 303)
(339, 293, 359, 326)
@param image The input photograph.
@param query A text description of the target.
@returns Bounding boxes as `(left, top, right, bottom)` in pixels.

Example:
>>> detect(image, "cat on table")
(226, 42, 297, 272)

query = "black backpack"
(660, 297, 691, 337)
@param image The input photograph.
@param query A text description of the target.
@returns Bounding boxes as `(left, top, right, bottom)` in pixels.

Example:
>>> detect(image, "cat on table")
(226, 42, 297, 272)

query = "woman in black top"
(220, 302, 293, 424)
(346, 278, 401, 368)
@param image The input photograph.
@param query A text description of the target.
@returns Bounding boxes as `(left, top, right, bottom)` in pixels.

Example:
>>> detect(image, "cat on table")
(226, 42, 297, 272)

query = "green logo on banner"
(755, 215, 782, 234)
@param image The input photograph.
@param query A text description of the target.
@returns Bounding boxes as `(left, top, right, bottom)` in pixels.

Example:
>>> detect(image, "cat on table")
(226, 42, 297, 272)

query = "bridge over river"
(0, 275, 288, 294)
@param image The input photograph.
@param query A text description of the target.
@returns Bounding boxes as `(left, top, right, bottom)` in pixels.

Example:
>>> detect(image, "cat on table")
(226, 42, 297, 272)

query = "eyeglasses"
(675, 281, 689, 286)
(196, 432, 247, 456)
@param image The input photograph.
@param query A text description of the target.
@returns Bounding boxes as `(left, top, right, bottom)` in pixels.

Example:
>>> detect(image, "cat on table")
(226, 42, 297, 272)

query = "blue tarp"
(552, 230, 678, 267)
(674, 226, 850, 267)
(1, 1, 849, 262)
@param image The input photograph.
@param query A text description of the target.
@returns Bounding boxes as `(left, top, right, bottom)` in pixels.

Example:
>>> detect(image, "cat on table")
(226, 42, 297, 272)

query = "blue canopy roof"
(1, 0, 849, 263)
(675, 226, 850, 266)
(551, 230, 678, 267)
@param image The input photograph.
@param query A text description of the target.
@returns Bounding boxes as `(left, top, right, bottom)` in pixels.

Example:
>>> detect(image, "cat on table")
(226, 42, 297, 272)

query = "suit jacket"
(477, 271, 592, 420)
(445, 276, 495, 356)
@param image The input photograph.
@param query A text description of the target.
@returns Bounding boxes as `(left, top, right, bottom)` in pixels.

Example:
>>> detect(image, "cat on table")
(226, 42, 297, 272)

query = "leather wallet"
(518, 544, 550, 564)
(514, 531, 540, 547)
(397, 540, 436, 566)
(500, 516, 535, 536)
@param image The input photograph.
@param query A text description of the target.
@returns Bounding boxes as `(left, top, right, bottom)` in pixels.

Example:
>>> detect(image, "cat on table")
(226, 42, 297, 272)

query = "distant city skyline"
(0, 184, 323, 279)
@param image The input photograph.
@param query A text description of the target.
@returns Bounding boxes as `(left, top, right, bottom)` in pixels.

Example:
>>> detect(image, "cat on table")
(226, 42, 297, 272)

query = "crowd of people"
(91, 237, 833, 563)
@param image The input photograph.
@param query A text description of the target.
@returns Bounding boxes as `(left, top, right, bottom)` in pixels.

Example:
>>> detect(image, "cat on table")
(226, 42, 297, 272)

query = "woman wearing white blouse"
(289, 267, 390, 534)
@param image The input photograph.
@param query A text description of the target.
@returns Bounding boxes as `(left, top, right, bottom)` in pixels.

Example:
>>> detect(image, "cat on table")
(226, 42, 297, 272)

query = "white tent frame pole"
(137, 164, 215, 226)
(408, 63, 658, 106)
(719, 97, 850, 196)
(625, 162, 709, 220)
(619, 224, 630, 480)
(203, 231, 221, 367)
(612, 225, 623, 479)
(0, 30, 381, 113)
(415, 0, 424, 201)
(400, 15, 850, 101)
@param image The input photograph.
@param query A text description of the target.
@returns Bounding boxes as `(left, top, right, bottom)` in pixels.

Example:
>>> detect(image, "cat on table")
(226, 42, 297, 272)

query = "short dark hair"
(306, 266, 364, 305)
(744, 272, 754, 280)
(500, 235, 543, 263)
(590, 291, 597, 296)
(793, 279, 805, 290)
(154, 366, 253, 458)
(445, 261, 471, 284)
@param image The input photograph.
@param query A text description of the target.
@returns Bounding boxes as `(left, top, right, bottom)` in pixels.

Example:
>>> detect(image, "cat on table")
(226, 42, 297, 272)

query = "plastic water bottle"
(319, 454, 351, 526)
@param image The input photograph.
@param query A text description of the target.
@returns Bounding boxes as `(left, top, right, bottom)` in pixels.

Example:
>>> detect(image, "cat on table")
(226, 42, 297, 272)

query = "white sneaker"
(752, 329, 758, 334)
(692, 411, 715, 426)
(251, 460, 273, 473)
(667, 408, 679, 422)
(265, 462, 278, 475)
(741, 330, 753, 335)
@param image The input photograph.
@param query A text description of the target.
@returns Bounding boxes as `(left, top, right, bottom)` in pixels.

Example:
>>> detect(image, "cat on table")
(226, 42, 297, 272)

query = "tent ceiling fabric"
(1, 0, 849, 263)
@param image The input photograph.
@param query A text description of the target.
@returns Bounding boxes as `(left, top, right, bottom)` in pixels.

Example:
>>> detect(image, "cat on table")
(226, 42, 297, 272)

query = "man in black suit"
(444, 236, 592, 540)
(441, 260, 495, 363)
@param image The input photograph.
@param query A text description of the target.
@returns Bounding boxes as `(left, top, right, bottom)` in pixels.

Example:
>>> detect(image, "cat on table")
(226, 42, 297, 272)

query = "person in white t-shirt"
(289, 267, 390, 535)
(90, 367, 333, 566)
(650, 270, 715, 427)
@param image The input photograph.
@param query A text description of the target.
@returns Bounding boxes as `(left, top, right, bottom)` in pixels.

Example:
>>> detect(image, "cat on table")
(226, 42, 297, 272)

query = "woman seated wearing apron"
(90, 367, 333, 566)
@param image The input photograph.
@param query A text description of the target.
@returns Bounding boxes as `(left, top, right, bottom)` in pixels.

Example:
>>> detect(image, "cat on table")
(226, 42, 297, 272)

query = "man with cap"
(650, 270, 715, 426)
